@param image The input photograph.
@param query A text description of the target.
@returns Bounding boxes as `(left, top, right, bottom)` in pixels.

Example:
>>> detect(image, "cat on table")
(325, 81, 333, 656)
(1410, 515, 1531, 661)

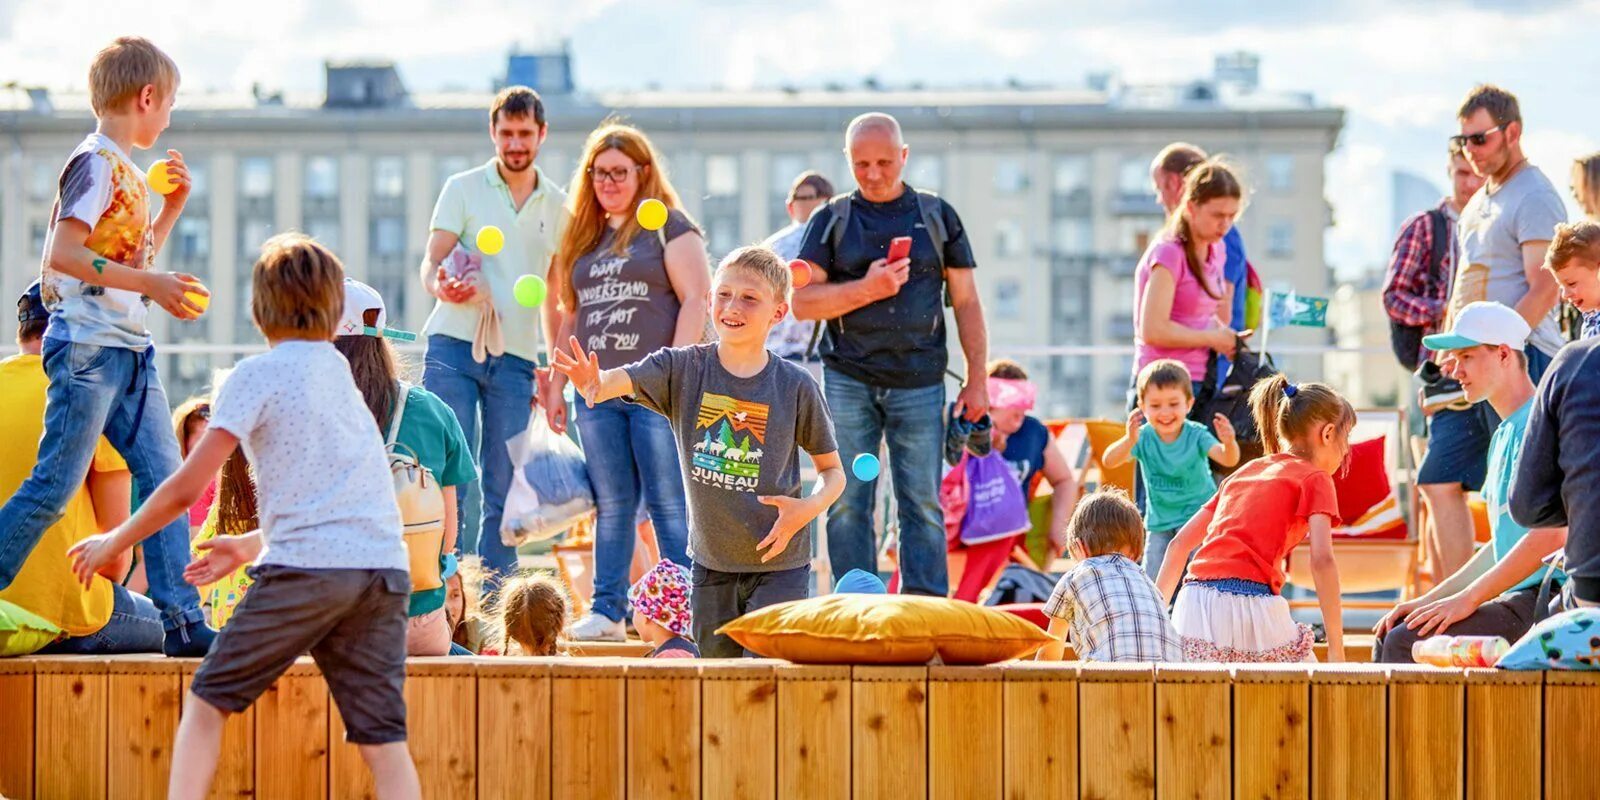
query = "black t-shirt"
(796, 185, 976, 388)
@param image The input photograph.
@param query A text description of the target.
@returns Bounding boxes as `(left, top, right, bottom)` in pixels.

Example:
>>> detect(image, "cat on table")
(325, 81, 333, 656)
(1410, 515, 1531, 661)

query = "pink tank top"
(1133, 234, 1226, 381)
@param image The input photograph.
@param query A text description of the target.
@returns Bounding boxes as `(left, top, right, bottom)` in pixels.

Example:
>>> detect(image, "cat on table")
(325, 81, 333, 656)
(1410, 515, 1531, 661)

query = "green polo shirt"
(425, 160, 569, 361)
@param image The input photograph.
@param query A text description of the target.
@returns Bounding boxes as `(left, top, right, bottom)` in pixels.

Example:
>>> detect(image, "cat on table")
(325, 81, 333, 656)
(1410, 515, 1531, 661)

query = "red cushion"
(992, 603, 1050, 630)
(1333, 435, 1389, 523)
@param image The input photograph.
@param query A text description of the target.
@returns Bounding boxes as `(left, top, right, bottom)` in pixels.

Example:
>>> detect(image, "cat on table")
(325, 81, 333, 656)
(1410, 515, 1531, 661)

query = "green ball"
(513, 275, 547, 308)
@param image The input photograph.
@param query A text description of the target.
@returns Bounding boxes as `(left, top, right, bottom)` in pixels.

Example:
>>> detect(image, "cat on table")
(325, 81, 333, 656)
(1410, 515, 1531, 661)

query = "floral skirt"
(1172, 582, 1315, 663)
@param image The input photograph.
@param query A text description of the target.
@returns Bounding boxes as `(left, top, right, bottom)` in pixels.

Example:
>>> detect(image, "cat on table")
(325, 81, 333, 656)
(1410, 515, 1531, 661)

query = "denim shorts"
(1417, 403, 1497, 490)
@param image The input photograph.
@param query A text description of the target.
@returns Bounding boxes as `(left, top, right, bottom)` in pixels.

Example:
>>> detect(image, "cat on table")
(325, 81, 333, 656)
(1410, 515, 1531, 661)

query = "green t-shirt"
(385, 385, 477, 616)
(1131, 420, 1220, 532)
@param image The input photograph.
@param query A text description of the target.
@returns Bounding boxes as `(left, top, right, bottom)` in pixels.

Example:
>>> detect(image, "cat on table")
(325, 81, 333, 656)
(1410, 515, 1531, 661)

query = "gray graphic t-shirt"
(1448, 165, 1569, 356)
(624, 344, 838, 573)
(570, 209, 701, 369)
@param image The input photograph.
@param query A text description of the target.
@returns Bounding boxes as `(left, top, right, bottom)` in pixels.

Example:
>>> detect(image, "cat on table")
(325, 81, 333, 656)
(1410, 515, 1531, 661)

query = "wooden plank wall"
(2, 655, 1597, 799)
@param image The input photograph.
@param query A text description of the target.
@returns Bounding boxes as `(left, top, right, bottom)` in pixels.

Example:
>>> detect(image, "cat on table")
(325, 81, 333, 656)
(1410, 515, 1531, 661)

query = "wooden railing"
(1, 655, 1595, 799)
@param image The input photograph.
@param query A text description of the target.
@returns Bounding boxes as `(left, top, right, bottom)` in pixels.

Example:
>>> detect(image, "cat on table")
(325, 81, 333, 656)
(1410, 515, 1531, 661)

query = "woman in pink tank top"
(1133, 160, 1247, 384)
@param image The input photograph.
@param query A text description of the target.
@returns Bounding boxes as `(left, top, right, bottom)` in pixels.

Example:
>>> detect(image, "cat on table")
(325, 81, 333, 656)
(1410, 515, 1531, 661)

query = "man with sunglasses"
(1418, 83, 1568, 584)
(416, 86, 570, 583)
(762, 171, 834, 362)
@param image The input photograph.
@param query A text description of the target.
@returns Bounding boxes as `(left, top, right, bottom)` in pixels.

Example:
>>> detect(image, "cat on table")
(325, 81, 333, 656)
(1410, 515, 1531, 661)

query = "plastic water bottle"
(1411, 635, 1510, 667)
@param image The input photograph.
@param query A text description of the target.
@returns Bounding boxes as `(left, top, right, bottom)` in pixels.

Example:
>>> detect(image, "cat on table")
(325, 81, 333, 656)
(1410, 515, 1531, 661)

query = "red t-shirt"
(1186, 453, 1340, 594)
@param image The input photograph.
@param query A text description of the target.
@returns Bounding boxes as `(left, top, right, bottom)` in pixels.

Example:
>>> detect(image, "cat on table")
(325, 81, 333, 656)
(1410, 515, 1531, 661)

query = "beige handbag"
(387, 383, 446, 592)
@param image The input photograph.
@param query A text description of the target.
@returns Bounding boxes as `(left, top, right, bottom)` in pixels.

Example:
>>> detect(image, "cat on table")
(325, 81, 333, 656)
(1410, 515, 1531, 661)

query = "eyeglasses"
(1450, 123, 1509, 148)
(589, 165, 642, 184)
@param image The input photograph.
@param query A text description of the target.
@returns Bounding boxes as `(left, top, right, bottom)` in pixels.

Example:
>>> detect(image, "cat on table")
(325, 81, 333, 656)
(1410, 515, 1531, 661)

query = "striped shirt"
(1043, 554, 1184, 662)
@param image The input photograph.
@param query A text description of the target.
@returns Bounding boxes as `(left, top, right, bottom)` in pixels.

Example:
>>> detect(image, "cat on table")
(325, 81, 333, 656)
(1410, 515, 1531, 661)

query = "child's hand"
(755, 494, 817, 563)
(185, 535, 257, 586)
(159, 149, 192, 211)
(551, 335, 602, 408)
(1126, 409, 1145, 441)
(148, 271, 206, 320)
(67, 532, 124, 589)
(1213, 413, 1236, 443)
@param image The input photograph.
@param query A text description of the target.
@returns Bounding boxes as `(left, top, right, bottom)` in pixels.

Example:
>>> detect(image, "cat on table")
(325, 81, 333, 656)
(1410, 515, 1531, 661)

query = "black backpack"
(1386, 209, 1449, 372)
(1191, 337, 1279, 475)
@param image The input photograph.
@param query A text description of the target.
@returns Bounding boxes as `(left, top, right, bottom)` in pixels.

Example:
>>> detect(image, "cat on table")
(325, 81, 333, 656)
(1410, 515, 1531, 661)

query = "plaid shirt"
(1043, 554, 1184, 662)
(1382, 200, 1458, 358)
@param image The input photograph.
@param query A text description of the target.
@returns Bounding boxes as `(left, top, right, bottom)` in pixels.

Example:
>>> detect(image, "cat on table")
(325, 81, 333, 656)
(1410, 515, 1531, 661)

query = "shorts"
(1417, 403, 1497, 491)
(190, 565, 410, 745)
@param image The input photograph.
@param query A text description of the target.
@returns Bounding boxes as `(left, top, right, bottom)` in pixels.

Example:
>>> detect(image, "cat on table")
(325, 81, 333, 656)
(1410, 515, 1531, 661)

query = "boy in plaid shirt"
(1036, 491, 1183, 662)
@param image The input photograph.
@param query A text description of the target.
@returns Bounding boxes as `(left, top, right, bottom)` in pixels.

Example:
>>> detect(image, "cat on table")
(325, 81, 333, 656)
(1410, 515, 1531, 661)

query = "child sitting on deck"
(1036, 490, 1183, 662)
(495, 573, 569, 656)
(629, 559, 699, 658)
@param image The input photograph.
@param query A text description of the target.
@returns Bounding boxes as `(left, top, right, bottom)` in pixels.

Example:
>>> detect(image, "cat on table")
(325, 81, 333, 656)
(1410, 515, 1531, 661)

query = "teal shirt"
(386, 385, 477, 616)
(1485, 400, 1565, 594)
(1131, 420, 1221, 532)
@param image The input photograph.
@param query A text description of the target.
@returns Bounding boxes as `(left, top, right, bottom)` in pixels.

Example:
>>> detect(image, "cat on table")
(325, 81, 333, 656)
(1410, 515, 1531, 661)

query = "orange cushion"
(717, 593, 1052, 665)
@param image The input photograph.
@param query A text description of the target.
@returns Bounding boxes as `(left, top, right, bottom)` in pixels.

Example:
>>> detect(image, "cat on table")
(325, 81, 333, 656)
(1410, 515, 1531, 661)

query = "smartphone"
(886, 236, 912, 263)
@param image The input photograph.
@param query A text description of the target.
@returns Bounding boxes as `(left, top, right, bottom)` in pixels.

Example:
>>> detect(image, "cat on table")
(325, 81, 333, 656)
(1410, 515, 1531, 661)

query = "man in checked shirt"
(1035, 491, 1183, 663)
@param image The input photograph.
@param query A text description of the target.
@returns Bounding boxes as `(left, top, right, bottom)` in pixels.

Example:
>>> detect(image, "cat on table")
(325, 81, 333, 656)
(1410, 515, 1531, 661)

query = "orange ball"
(789, 259, 812, 289)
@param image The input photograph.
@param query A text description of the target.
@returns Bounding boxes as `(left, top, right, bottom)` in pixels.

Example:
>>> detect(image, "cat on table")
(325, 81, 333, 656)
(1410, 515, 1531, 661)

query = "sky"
(5, 0, 1599, 282)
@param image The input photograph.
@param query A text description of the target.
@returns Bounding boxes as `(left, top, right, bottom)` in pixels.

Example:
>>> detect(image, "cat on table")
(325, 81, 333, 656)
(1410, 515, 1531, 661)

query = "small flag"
(1267, 291, 1328, 329)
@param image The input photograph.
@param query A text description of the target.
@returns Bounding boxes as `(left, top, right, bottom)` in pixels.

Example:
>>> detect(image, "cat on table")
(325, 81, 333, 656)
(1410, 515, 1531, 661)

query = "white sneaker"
(568, 612, 626, 642)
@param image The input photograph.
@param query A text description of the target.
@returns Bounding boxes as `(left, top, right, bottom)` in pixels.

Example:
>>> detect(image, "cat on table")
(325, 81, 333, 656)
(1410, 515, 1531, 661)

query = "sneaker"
(163, 621, 217, 658)
(568, 612, 626, 642)
(944, 404, 995, 466)
(966, 413, 993, 457)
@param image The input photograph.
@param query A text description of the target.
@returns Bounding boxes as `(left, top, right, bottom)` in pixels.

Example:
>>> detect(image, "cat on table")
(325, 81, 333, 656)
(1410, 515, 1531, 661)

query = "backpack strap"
(386, 381, 410, 447)
(1425, 208, 1449, 297)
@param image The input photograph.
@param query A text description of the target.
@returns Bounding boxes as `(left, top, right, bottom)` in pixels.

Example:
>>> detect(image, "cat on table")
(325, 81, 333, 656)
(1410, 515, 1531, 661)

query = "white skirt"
(1171, 583, 1315, 663)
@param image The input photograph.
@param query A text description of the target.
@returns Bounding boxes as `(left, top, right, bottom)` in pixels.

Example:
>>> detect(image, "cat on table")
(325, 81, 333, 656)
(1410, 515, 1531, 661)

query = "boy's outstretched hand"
(1213, 413, 1236, 443)
(1125, 409, 1145, 442)
(551, 335, 602, 407)
(186, 533, 262, 586)
(67, 532, 125, 589)
(755, 494, 818, 563)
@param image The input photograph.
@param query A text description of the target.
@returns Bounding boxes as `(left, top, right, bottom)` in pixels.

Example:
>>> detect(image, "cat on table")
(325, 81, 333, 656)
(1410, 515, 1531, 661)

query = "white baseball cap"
(336, 279, 416, 341)
(1422, 301, 1531, 352)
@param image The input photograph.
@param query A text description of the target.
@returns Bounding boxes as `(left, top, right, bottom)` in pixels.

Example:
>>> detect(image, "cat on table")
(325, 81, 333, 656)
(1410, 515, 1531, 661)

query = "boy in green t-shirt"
(1103, 359, 1240, 580)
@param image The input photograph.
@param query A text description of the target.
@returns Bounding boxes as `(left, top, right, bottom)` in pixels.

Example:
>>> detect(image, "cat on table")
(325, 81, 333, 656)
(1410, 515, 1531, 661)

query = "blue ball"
(851, 453, 881, 481)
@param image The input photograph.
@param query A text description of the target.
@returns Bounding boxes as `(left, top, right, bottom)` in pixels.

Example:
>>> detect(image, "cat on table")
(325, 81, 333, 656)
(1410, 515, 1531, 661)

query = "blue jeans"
(574, 398, 691, 622)
(0, 340, 203, 631)
(692, 562, 810, 658)
(41, 583, 164, 654)
(423, 334, 536, 587)
(823, 368, 948, 597)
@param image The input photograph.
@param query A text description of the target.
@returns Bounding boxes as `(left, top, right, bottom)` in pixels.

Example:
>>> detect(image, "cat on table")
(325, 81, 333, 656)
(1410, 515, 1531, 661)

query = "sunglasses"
(588, 165, 642, 184)
(1450, 123, 1509, 148)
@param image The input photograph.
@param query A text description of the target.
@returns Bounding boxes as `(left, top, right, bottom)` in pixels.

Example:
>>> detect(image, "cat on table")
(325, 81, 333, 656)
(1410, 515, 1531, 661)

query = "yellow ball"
(147, 160, 176, 195)
(636, 198, 668, 231)
(475, 225, 505, 256)
(184, 289, 209, 315)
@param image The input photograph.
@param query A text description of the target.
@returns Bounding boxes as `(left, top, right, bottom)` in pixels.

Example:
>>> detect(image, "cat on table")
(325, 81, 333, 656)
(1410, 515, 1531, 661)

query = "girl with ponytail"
(1132, 159, 1248, 387)
(1153, 374, 1356, 662)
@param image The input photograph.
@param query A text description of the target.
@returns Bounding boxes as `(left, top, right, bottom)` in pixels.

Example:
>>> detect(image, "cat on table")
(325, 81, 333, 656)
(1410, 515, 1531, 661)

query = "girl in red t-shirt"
(1155, 374, 1354, 662)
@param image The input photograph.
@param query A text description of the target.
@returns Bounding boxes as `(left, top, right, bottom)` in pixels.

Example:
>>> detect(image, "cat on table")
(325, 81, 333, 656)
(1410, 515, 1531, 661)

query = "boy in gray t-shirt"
(555, 246, 846, 657)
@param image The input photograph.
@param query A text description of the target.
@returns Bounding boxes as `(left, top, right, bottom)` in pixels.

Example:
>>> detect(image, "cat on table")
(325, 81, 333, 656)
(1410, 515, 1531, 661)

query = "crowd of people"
(3, 35, 1600, 797)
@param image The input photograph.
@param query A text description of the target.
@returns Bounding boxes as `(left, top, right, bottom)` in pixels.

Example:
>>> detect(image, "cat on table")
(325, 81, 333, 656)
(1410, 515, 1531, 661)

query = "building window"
(174, 217, 210, 263)
(305, 217, 341, 251)
(1053, 156, 1089, 197)
(28, 160, 55, 201)
(769, 152, 809, 230)
(239, 217, 275, 257)
(435, 155, 471, 192)
(305, 156, 339, 199)
(371, 216, 406, 258)
(186, 159, 210, 200)
(994, 156, 1028, 195)
(1267, 219, 1294, 257)
(705, 155, 740, 198)
(907, 155, 943, 192)
(1266, 154, 1294, 192)
(240, 157, 275, 199)
(29, 221, 48, 256)
(1116, 218, 1160, 256)
(1118, 157, 1152, 198)
(995, 220, 1025, 259)
(1053, 218, 1093, 256)
(372, 156, 405, 199)
(994, 278, 1022, 318)
(707, 216, 738, 258)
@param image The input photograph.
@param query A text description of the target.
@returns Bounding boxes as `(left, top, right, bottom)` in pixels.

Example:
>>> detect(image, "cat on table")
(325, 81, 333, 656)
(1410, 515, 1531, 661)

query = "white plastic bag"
(500, 412, 595, 546)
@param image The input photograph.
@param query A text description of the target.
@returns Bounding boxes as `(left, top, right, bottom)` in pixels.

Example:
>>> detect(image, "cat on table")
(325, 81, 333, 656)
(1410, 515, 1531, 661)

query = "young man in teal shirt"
(1375, 302, 1567, 662)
